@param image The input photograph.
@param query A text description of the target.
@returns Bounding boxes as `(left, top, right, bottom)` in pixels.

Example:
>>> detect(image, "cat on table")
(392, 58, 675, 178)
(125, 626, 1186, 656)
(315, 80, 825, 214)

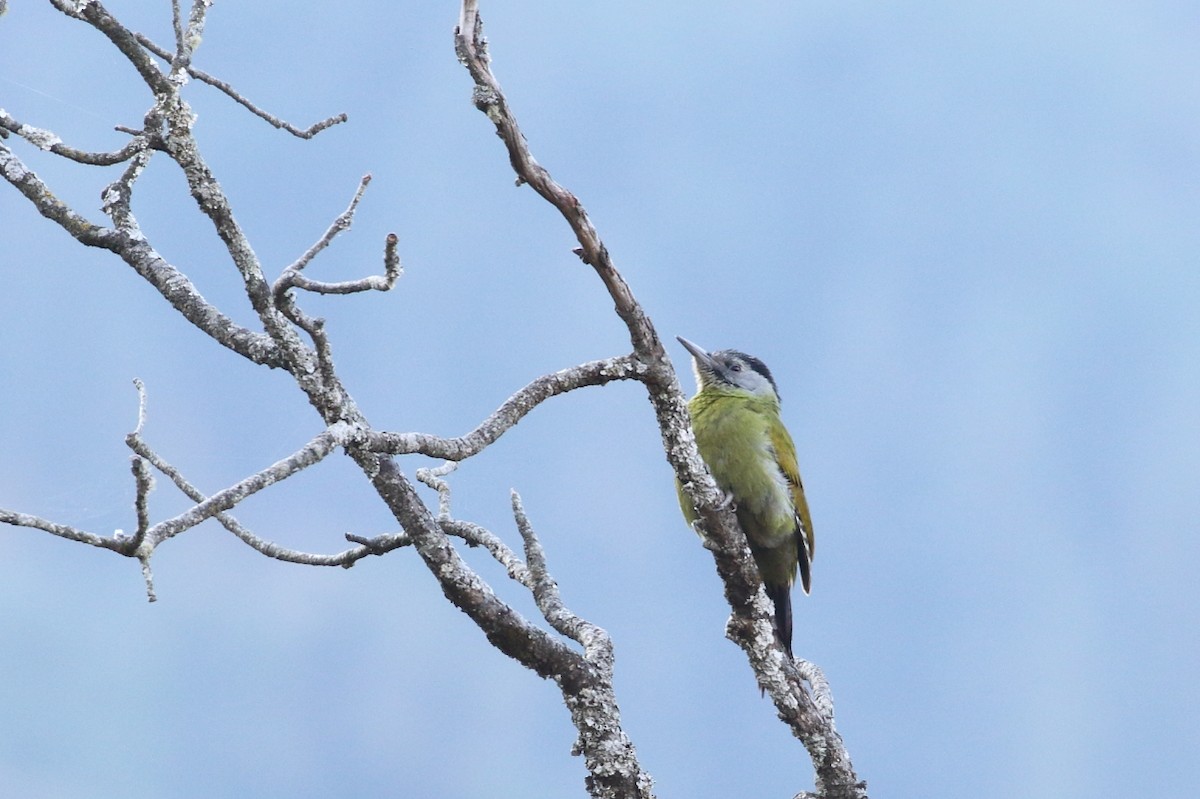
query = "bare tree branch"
(170, 0, 208, 75)
(6, 25, 646, 771)
(0, 375, 363, 569)
(344, 520, 533, 577)
(512, 490, 608, 655)
(509, 491, 652, 798)
(49, 0, 174, 95)
(0, 509, 127, 552)
(129, 456, 154, 548)
(453, 1, 660, 361)
(280, 173, 374, 275)
(145, 422, 357, 545)
(0, 109, 149, 165)
(124, 381, 372, 567)
(0, 140, 115, 240)
(273, 176, 402, 298)
(133, 33, 348, 139)
(402, 453, 655, 798)
(369, 355, 645, 460)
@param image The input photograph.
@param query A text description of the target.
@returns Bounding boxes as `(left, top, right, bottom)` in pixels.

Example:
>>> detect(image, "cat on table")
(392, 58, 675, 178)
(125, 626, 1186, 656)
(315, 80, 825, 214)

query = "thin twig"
(140, 422, 355, 545)
(511, 490, 611, 660)
(170, 0, 184, 59)
(173, 0, 208, 72)
(344, 520, 528, 576)
(127, 419, 376, 567)
(131, 378, 149, 436)
(100, 146, 154, 229)
(134, 32, 348, 138)
(440, 519, 534, 587)
(795, 659, 836, 722)
(272, 175, 401, 300)
(415, 461, 458, 520)
(138, 554, 157, 603)
(129, 456, 154, 549)
(0, 509, 127, 552)
(280, 174, 373, 276)
(0, 110, 150, 166)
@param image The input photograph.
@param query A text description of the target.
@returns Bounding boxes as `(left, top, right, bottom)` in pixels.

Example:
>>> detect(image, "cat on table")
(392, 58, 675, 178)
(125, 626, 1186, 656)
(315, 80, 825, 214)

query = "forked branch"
(2, 2, 865, 796)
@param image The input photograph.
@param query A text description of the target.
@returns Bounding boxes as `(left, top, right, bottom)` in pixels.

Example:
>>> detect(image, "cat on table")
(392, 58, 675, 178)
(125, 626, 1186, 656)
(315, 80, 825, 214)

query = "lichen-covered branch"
(453, 1, 659, 362)
(144, 422, 355, 545)
(375, 457, 655, 799)
(0, 109, 150, 165)
(510, 491, 652, 799)
(0, 509, 129, 552)
(368, 355, 645, 460)
(52, 1, 317, 382)
(512, 490, 609, 655)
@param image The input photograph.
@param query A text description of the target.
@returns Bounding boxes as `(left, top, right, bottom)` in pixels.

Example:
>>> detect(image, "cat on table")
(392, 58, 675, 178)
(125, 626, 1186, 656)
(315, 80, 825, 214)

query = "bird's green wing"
(770, 422, 815, 594)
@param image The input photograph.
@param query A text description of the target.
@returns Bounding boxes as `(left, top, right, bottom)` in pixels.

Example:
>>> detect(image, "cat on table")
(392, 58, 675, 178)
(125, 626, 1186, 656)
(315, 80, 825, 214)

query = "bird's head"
(677, 336, 780, 401)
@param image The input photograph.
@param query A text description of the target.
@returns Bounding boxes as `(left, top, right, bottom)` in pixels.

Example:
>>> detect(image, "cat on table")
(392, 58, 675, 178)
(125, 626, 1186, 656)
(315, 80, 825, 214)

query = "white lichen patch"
(1, 154, 29, 182)
(24, 124, 62, 152)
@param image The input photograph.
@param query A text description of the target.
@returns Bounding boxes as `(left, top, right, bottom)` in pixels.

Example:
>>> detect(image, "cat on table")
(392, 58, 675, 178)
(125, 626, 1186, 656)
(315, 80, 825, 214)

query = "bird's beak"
(676, 336, 717, 369)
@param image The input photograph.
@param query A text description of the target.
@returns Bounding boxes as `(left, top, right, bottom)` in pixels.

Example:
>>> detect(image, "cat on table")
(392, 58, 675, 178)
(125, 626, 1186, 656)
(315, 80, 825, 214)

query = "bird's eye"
(729, 363, 742, 372)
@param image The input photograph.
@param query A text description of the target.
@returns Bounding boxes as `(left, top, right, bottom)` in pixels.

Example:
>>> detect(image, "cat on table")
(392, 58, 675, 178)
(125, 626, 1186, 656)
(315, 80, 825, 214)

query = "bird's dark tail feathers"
(764, 582, 793, 658)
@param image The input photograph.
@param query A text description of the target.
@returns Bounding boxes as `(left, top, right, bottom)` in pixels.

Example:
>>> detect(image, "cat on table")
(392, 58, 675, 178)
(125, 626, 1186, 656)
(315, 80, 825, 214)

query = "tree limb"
(143, 422, 357, 545)
(368, 355, 645, 460)
(453, 1, 660, 362)
(0, 109, 150, 165)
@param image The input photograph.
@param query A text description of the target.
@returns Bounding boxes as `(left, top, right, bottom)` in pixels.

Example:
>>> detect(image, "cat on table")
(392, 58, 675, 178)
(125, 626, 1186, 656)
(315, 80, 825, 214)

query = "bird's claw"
(717, 489, 736, 511)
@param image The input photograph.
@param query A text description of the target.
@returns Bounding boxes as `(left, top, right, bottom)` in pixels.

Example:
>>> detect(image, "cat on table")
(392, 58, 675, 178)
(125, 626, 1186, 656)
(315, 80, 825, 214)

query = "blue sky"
(2, 2, 1198, 797)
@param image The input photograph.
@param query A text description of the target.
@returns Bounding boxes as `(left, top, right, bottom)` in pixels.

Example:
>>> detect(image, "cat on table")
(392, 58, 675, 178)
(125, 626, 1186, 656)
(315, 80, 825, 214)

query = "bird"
(675, 336, 814, 657)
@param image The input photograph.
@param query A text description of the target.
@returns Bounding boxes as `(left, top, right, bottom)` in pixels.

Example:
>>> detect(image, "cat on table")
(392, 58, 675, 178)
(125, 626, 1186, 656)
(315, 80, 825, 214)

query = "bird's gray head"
(677, 336, 780, 399)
